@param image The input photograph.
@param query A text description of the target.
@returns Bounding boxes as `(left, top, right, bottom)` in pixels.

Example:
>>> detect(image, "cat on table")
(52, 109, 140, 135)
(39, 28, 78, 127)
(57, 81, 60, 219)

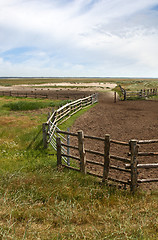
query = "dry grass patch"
(0, 116, 37, 128)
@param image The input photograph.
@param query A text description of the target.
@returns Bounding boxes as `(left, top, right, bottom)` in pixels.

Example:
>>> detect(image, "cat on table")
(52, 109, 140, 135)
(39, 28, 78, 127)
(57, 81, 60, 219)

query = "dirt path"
(70, 92, 158, 190)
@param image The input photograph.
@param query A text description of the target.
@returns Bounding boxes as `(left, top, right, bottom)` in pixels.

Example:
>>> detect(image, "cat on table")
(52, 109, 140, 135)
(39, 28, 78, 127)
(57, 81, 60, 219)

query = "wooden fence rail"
(56, 129, 158, 193)
(0, 90, 90, 100)
(119, 85, 158, 100)
(0, 90, 49, 99)
(42, 93, 98, 161)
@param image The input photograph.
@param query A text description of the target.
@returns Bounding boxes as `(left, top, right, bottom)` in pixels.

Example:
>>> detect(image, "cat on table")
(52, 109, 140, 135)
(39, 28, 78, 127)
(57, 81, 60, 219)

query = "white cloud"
(0, 0, 158, 77)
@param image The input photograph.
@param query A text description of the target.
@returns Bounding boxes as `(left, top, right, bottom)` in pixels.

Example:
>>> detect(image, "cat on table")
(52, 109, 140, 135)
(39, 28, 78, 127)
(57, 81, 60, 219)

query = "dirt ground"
(70, 92, 158, 190)
(1, 86, 157, 190)
(0, 88, 96, 100)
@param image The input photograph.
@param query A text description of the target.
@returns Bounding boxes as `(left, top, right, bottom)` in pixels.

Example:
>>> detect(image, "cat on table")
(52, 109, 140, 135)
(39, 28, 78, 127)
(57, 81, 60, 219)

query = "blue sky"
(0, 0, 158, 77)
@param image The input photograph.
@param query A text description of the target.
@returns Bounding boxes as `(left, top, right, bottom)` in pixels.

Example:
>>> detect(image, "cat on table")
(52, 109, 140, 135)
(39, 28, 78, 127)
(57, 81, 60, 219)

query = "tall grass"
(2, 98, 70, 111)
(0, 96, 157, 239)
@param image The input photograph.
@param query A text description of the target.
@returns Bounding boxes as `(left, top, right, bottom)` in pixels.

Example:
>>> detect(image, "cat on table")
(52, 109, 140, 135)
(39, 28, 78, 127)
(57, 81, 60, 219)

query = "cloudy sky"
(0, 0, 158, 77)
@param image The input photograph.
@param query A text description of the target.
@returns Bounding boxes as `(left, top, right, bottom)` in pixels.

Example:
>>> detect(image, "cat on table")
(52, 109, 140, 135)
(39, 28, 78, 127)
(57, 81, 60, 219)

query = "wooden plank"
(56, 109, 70, 122)
(85, 149, 104, 157)
(57, 108, 70, 118)
(61, 143, 79, 150)
(56, 103, 70, 112)
(110, 139, 129, 146)
(138, 152, 158, 156)
(110, 165, 131, 173)
(138, 178, 158, 183)
(125, 163, 158, 169)
(46, 111, 56, 125)
(110, 155, 131, 163)
(78, 130, 86, 174)
(56, 137, 62, 167)
(86, 159, 104, 167)
(58, 115, 71, 125)
(70, 107, 82, 116)
(47, 124, 57, 143)
(61, 153, 80, 161)
(57, 130, 78, 137)
(69, 98, 81, 105)
(130, 140, 139, 193)
(108, 177, 130, 185)
(138, 139, 158, 144)
(102, 134, 110, 182)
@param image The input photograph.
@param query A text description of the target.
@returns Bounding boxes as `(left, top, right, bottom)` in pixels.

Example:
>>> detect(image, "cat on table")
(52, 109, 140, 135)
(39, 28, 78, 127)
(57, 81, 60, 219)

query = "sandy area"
(0, 82, 116, 92)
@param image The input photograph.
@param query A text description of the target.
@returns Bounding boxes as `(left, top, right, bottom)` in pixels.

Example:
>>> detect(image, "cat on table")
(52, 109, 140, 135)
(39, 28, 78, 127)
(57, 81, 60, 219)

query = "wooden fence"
(0, 90, 50, 99)
(0, 90, 90, 100)
(42, 93, 98, 149)
(119, 85, 158, 100)
(56, 130, 158, 193)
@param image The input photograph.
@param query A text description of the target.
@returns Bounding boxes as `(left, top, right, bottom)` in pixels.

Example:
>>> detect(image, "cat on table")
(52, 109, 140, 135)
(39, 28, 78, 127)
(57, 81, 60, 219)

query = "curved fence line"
(42, 92, 157, 193)
(42, 93, 98, 151)
(56, 130, 158, 193)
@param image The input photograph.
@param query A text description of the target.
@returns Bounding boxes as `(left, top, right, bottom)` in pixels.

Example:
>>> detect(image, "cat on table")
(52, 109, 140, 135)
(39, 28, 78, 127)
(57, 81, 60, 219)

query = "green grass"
(0, 77, 158, 87)
(149, 95, 158, 100)
(0, 96, 157, 239)
(113, 80, 158, 101)
(2, 99, 70, 111)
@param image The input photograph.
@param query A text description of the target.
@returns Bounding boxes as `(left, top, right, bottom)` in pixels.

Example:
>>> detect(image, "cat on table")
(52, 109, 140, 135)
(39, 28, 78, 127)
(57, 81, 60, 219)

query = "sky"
(0, 0, 158, 78)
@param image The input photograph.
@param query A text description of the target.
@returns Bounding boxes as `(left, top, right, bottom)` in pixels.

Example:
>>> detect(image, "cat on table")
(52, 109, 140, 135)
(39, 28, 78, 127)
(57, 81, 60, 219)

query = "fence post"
(130, 139, 139, 194)
(114, 91, 117, 103)
(90, 95, 92, 105)
(67, 128, 70, 166)
(124, 90, 126, 101)
(78, 130, 86, 174)
(140, 89, 142, 98)
(42, 123, 48, 149)
(56, 137, 62, 167)
(47, 112, 51, 133)
(81, 99, 83, 109)
(102, 134, 110, 183)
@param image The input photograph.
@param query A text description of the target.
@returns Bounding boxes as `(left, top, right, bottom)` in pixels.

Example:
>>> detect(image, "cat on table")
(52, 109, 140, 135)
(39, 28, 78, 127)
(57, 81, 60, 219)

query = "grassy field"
(0, 95, 158, 239)
(0, 77, 158, 90)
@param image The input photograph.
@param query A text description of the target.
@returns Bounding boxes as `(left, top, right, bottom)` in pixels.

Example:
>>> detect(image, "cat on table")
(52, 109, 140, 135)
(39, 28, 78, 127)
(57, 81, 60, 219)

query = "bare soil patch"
(0, 88, 96, 100)
(0, 82, 115, 99)
(70, 92, 158, 190)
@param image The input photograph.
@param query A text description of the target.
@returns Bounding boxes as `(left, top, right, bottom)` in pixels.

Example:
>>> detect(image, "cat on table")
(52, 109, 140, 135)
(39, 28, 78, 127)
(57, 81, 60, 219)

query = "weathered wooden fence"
(0, 90, 50, 99)
(56, 130, 158, 193)
(0, 90, 90, 100)
(119, 85, 158, 100)
(42, 93, 98, 150)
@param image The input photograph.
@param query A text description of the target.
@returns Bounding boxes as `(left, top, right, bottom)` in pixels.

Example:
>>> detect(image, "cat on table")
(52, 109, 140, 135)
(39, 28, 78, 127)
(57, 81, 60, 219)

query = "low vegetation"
(0, 96, 157, 239)
(0, 77, 158, 89)
(2, 98, 70, 111)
